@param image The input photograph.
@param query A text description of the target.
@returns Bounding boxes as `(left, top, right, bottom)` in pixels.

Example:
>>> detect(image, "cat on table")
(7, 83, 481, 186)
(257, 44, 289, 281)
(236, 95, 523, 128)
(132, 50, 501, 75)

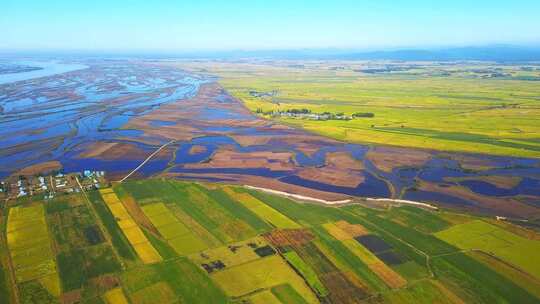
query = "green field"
(271, 284, 309, 304)
(141, 202, 208, 255)
(431, 252, 538, 303)
(211, 255, 318, 303)
(283, 251, 328, 297)
(435, 219, 540, 280)
(1, 179, 538, 304)
(382, 280, 461, 304)
(180, 61, 540, 158)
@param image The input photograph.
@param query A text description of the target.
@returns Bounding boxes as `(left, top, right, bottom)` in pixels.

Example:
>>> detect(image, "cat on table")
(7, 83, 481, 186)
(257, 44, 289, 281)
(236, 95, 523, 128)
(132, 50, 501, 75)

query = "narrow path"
(75, 176, 125, 269)
(118, 140, 176, 183)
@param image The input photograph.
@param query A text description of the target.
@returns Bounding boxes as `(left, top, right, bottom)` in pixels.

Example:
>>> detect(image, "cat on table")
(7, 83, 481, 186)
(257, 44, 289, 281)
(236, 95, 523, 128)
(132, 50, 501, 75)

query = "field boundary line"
(432, 248, 540, 284)
(0, 215, 20, 304)
(75, 177, 126, 269)
(118, 140, 176, 183)
(341, 209, 437, 279)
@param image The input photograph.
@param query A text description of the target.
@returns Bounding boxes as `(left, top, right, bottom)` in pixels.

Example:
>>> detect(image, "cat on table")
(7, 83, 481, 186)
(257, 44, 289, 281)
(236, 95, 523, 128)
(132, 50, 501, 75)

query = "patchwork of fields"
(99, 188, 162, 264)
(189, 62, 540, 158)
(1, 179, 539, 303)
(6, 205, 61, 301)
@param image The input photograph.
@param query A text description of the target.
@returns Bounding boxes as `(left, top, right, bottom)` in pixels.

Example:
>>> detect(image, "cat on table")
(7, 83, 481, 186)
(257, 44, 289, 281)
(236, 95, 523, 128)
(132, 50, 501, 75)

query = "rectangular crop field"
(211, 255, 318, 303)
(103, 287, 129, 304)
(6, 204, 61, 298)
(99, 189, 161, 264)
(212, 186, 272, 233)
(323, 223, 407, 289)
(271, 284, 309, 304)
(226, 189, 301, 229)
(141, 202, 207, 255)
(153, 258, 229, 303)
(382, 280, 463, 304)
(287, 240, 370, 303)
(435, 220, 540, 279)
(283, 251, 328, 297)
(184, 185, 257, 242)
(190, 237, 268, 270)
(250, 290, 282, 304)
(121, 258, 228, 304)
(312, 226, 388, 292)
(130, 281, 176, 304)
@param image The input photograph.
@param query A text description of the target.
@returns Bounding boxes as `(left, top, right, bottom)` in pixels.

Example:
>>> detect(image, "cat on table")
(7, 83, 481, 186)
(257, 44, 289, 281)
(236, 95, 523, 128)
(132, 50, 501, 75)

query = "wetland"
(1, 59, 539, 219)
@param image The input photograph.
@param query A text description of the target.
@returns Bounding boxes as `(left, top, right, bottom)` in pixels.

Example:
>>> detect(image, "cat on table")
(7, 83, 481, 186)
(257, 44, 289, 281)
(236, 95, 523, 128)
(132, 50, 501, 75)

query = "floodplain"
(1, 60, 539, 220)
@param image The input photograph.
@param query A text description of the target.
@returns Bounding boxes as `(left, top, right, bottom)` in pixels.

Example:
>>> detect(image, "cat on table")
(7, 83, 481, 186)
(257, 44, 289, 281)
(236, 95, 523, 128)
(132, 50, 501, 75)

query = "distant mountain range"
(338, 46, 540, 62)
(4, 45, 540, 62)
(169, 45, 540, 62)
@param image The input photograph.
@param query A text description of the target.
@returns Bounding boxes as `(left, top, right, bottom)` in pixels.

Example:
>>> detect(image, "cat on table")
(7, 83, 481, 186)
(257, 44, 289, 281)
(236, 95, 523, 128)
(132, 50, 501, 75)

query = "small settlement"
(0, 170, 108, 201)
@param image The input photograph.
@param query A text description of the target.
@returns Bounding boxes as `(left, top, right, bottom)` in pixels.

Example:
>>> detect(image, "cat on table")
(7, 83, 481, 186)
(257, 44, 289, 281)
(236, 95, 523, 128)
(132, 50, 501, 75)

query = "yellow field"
(117, 218, 137, 230)
(101, 192, 122, 205)
(108, 203, 131, 220)
(104, 287, 129, 304)
(335, 220, 369, 237)
(250, 290, 282, 304)
(123, 226, 149, 245)
(99, 189, 162, 264)
(132, 242, 162, 264)
(229, 190, 300, 229)
(212, 255, 318, 303)
(190, 237, 267, 268)
(100, 188, 114, 194)
(323, 222, 354, 240)
(141, 202, 208, 255)
(38, 272, 62, 298)
(6, 204, 61, 296)
(139, 202, 170, 218)
(342, 239, 380, 264)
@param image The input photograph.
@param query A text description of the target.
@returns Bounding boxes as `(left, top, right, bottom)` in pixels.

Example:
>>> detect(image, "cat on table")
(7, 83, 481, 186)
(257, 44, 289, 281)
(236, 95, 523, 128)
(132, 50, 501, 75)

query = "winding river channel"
(1, 59, 539, 218)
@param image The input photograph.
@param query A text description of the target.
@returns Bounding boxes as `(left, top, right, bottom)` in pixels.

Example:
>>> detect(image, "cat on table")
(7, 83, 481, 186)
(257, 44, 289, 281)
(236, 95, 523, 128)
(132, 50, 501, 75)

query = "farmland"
(6, 204, 61, 302)
(435, 219, 540, 279)
(0, 178, 539, 303)
(176, 61, 540, 158)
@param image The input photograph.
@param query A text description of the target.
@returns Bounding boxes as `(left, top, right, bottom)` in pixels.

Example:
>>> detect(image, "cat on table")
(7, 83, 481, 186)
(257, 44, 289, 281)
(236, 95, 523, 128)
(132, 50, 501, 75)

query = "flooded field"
(1, 60, 539, 218)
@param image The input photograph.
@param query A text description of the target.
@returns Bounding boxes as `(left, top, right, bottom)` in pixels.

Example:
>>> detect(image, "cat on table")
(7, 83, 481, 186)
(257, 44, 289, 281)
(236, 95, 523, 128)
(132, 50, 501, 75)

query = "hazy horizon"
(2, 1, 540, 52)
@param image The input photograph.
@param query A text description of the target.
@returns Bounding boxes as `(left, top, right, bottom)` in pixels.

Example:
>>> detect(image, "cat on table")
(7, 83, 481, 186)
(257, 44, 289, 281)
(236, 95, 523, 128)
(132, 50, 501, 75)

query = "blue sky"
(1, 0, 539, 51)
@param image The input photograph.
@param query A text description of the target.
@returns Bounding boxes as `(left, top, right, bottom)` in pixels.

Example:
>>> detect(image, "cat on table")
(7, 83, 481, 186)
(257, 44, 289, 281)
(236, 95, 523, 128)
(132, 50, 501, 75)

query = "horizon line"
(2, 43, 540, 55)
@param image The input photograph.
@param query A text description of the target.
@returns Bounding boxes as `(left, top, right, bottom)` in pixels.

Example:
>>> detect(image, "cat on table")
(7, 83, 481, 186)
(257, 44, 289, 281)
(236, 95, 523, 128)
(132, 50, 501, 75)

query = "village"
(255, 107, 376, 121)
(0, 170, 108, 201)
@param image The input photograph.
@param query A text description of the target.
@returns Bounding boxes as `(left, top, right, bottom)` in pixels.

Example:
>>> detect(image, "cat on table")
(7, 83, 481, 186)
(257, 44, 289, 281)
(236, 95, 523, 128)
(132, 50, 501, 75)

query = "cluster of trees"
(352, 112, 375, 118)
(255, 108, 375, 120)
(256, 108, 312, 115)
